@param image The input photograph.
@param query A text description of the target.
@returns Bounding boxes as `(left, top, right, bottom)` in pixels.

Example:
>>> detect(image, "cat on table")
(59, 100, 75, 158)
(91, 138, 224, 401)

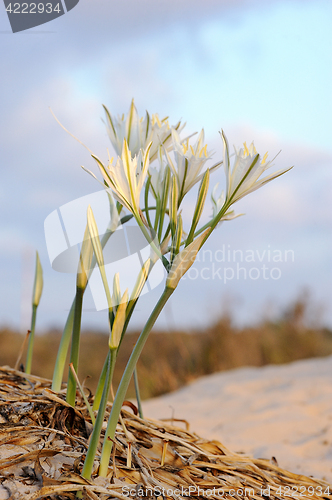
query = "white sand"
(143, 356, 332, 484)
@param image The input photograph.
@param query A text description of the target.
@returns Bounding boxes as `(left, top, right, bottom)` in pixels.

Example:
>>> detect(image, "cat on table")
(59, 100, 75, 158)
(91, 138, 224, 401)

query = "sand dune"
(143, 356, 332, 483)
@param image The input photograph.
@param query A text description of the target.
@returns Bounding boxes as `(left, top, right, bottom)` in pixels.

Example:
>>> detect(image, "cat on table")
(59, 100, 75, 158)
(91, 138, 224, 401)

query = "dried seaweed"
(0, 366, 331, 500)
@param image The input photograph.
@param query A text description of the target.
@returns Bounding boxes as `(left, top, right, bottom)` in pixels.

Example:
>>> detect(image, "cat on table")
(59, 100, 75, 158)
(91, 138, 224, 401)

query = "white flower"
(165, 128, 222, 200)
(104, 99, 185, 162)
(221, 131, 292, 204)
(94, 140, 152, 216)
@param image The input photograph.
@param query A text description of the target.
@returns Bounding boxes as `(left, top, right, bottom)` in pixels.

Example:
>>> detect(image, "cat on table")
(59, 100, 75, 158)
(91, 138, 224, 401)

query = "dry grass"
(0, 367, 331, 499)
(0, 297, 331, 400)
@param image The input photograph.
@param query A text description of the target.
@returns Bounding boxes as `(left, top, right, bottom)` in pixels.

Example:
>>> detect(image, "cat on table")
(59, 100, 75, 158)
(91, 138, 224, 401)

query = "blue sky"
(0, 0, 331, 333)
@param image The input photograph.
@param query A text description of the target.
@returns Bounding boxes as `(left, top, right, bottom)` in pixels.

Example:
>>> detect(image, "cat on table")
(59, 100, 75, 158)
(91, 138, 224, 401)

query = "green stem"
(66, 287, 84, 406)
(161, 222, 171, 246)
(199, 200, 231, 249)
(153, 198, 160, 233)
(25, 304, 37, 374)
(144, 177, 153, 229)
(69, 363, 95, 424)
(82, 348, 116, 480)
(133, 366, 143, 419)
(135, 215, 163, 263)
(52, 298, 75, 391)
(98, 286, 174, 477)
(157, 209, 166, 243)
(94, 257, 155, 411)
(92, 350, 110, 411)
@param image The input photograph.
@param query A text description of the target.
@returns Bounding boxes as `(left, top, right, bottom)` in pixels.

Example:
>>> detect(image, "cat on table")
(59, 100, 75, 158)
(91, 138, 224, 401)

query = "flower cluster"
(84, 100, 291, 260)
(103, 98, 185, 162)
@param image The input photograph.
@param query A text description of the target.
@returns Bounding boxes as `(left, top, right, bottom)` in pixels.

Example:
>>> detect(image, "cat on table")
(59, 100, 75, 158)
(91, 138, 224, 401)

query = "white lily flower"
(103, 99, 185, 162)
(165, 128, 222, 200)
(94, 140, 152, 216)
(221, 131, 292, 204)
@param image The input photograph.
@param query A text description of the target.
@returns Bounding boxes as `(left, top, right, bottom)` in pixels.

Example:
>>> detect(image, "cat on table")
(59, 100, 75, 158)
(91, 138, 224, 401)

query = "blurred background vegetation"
(1, 293, 331, 400)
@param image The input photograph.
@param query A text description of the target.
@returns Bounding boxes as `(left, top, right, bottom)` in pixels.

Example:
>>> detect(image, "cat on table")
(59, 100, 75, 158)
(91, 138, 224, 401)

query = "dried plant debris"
(0, 366, 331, 500)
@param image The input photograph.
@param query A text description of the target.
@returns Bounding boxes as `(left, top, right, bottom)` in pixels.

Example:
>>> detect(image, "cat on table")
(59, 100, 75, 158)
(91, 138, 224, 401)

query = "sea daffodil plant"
(40, 99, 292, 480)
(76, 101, 291, 477)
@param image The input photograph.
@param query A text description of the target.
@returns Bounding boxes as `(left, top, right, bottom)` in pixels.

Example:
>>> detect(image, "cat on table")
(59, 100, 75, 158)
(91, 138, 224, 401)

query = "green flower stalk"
(133, 366, 143, 419)
(51, 298, 75, 392)
(170, 214, 183, 264)
(98, 286, 174, 477)
(97, 228, 210, 476)
(81, 349, 115, 480)
(82, 287, 128, 480)
(157, 166, 171, 242)
(92, 260, 152, 412)
(25, 251, 43, 375)
(169, 175, 178, 239)
(186, 169, 210, 246)
(92, 350, 110, 412)
(66, 222, 93, 406)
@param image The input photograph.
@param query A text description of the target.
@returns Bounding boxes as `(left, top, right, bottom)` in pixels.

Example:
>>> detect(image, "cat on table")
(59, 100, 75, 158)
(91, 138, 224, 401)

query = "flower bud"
(77, 222, 93, 290)
(166, 229, 210, 290)
(32, 251, 43, 307)
(109, 290, 128, 350)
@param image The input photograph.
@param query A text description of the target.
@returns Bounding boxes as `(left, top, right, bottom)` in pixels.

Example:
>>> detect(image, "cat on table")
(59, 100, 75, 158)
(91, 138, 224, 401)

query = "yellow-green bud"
(166, 229, 210, 290)
(32, 251, 43, 307)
